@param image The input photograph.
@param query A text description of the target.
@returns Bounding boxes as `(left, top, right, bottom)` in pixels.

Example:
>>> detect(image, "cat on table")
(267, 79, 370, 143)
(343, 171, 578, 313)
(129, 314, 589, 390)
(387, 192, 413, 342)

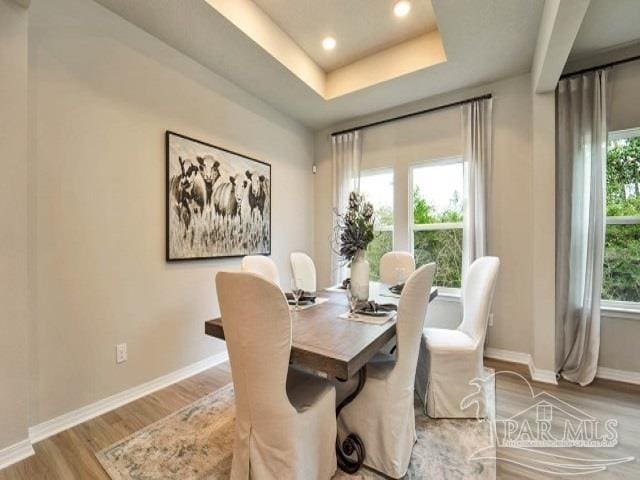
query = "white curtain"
(556, 70, 609, 386)
(331, 131, 362, 285)
(462, 98, 493, 280)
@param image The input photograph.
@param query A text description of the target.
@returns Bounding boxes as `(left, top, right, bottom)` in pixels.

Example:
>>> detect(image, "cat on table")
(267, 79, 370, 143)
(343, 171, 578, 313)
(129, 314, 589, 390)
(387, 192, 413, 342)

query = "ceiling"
(570, 0, 640, 60)
(251, 0, 438, 71)
(94, 0, 545, 129)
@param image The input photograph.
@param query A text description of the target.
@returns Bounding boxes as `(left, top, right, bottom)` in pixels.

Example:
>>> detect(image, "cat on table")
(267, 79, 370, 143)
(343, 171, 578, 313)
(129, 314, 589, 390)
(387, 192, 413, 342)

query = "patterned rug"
(97, 371, 495, 479)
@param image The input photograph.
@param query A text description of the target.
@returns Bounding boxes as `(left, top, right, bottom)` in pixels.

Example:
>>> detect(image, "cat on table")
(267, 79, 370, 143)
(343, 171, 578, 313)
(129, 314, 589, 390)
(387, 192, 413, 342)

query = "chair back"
(379, 251, 416, 285)
(241, 255, 280, 286)
(392, 263, 436, 386)
(290, 252, 317, 292)
(457, 257, 500, 344)
(215, 272, 294, 423)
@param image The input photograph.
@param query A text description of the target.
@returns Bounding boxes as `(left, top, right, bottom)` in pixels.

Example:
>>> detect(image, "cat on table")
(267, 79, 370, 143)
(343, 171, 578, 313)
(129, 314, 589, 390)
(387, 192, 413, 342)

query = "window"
(603, 129, 640, 305)
(360, 169, 394, 280)
(537, 403, 553, 423)
(411, 158, 464, 290)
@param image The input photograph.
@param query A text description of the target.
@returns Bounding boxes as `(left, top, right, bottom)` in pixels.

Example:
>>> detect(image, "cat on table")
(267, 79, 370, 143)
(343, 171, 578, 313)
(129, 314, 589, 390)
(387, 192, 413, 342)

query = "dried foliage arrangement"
(333, 191, 375, 264)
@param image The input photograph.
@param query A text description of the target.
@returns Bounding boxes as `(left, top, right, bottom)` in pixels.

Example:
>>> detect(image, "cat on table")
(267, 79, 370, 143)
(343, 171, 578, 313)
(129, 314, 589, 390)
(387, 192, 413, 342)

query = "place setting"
(338, 280, 398, 325)
(286, 276, 329, 311)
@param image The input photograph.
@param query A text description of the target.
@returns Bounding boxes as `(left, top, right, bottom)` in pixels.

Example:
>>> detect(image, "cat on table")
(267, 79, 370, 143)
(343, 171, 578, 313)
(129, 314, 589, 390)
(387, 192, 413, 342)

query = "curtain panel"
(556, 69, 610, 386)
(462, 98, 493, 281)
(331, 131, 362, 285)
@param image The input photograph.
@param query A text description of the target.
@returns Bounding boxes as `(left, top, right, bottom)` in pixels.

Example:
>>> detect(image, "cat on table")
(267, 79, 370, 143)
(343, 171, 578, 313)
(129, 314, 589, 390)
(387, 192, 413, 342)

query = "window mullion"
(606, 216, 640, 225)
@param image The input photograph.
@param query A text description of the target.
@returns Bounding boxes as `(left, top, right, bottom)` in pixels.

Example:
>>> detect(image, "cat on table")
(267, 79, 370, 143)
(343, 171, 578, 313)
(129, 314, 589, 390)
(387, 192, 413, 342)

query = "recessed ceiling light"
(322, 37, 336, 51)
(393, 0, 411, 17)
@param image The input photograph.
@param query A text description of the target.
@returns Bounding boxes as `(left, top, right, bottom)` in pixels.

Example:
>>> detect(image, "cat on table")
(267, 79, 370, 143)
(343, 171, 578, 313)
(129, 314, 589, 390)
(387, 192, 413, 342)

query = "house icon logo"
(462, 370, 634, 476)
(498, 390, 615, 448)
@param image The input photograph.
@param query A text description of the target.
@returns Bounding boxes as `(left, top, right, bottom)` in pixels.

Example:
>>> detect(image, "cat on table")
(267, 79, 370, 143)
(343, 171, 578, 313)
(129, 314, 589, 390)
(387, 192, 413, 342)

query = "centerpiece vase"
(350, 250, 370, 301)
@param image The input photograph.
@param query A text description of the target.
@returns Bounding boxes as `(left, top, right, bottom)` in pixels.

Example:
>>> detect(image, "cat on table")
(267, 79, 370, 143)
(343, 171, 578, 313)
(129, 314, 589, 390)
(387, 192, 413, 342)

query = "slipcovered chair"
(216, 272, 337, 480)
(240, 255, 280, 286)
(290, 251, 317, 292)
(379, 251, 416, 285)
(337, 263, 436, 479)
(416, 256, 500, 418)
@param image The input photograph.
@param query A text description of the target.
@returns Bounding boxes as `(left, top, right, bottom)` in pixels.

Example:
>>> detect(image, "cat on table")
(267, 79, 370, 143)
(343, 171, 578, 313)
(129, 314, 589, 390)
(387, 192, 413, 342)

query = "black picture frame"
(165, 130, 272, 261)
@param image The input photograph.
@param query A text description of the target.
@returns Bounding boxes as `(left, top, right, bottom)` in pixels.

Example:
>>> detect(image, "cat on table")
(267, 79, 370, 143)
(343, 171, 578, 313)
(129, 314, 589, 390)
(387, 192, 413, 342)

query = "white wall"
(531, 91, 556, 373)
(27, 0, 314, 425)
(314, 74, 535, 355)
(0, 0, 30, 450)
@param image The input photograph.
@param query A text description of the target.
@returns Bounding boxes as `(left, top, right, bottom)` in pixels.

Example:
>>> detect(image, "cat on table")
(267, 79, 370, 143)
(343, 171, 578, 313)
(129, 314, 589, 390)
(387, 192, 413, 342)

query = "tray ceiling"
(92, 0, 545, 128)
(251, 0, 438, 71)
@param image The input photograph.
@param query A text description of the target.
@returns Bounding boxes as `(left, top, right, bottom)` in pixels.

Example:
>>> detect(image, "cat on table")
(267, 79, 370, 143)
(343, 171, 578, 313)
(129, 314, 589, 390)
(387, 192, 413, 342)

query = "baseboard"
(484, 347, 558, 385)
(0, 439, 35, 471)
(484, 347, 532, 365)
(596, 366, 640, 386)
(528, 360, 559, 385)
(29, 351, 229, 444)
(485, 348, 640, 386)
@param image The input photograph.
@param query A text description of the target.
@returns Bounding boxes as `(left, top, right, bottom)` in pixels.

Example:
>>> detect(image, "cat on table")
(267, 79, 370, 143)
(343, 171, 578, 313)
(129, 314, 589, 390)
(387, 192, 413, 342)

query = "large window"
(603, 129, 640, 305)
(360, 169, 394, 280)
(411, 158, 464, 289)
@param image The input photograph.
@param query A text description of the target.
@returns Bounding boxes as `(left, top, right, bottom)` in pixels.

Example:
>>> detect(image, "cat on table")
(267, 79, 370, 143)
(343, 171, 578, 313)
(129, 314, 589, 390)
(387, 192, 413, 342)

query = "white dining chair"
(416, 256, 500, 418)
(379, 251, 416, 285)
(240, 255, 280, 286)
(337, 263, 436, 479)
(290, 251, 317, 292)
(216, 272, 337, 480)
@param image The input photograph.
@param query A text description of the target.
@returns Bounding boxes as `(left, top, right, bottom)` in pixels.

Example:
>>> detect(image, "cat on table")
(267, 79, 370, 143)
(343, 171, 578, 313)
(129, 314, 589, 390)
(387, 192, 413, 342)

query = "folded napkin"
(354, 300, 397, 315)
(290, 296, 329, 311)
(338, 310, 395, 324)
(285, 291, 316, 303)
(388, 282, 404, 295)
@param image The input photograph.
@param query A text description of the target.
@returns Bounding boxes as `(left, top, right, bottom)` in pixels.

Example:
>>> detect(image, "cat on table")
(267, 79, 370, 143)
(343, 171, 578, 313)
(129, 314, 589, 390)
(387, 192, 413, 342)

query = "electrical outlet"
(116, 343, 127, 364)
(488, 313, 494, 327)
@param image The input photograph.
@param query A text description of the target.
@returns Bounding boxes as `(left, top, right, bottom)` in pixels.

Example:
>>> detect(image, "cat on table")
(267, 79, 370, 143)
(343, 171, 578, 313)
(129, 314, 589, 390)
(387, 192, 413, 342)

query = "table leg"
(335, 365, 367, 474)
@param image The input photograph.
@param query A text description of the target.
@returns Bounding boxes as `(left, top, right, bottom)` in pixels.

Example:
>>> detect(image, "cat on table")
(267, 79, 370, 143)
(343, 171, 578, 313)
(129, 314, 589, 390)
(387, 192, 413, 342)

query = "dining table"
(204, 282, 438, 474)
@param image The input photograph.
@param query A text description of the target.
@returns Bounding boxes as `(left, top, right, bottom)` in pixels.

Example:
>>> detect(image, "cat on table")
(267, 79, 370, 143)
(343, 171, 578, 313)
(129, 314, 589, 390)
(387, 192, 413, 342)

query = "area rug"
(97, 370, 495, 479)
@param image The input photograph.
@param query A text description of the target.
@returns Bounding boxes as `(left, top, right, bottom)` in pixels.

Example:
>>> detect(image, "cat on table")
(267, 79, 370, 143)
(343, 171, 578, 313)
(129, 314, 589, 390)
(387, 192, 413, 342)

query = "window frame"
(602, 128, 640, 317)
(359, 167, 395, 281)
(359, 167, 395, 237)
(409, 156, 464, 295)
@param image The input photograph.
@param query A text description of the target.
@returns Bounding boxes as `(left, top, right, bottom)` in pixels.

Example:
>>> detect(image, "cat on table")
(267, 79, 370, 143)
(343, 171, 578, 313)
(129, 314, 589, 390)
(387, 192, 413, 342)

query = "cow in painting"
(245, 170, 268, 220)
(196, 155, 221, 207)
(212, 174, 245, 219)
(170, 156, 206, 238)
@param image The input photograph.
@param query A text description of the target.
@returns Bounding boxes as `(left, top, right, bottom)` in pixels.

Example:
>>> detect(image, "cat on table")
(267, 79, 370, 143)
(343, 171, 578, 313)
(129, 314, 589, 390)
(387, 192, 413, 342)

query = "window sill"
(435, 287, 461, 302)
(601, 301, 640, 321)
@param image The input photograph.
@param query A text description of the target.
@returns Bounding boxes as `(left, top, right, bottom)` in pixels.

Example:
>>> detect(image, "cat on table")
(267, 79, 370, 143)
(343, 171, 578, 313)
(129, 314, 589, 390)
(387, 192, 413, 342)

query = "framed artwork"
(166, 131, 271, 261)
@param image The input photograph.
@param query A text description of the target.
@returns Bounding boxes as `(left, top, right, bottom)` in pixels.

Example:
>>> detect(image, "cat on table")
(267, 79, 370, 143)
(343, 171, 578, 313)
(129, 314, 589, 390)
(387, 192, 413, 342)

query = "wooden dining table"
(204, 283, 438, 473)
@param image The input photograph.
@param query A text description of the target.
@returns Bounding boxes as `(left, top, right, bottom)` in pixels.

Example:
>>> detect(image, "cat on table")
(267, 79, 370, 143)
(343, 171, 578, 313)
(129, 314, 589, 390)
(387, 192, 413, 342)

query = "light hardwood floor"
(1, 359, 638, 479)
(0, 363, 232, 480)
(489, 359, 640, 479)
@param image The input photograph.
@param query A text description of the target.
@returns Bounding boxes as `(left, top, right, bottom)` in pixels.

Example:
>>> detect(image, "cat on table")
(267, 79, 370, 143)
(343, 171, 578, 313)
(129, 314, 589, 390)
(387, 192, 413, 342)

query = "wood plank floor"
(489, 359, 640, 479)
(1, 359, 638, 479)
(0, 363, 232, 480)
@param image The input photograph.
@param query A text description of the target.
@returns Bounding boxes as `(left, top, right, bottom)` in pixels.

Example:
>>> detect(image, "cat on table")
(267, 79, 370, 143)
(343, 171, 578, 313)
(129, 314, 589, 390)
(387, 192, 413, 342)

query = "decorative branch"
(331, 191, 376, 264)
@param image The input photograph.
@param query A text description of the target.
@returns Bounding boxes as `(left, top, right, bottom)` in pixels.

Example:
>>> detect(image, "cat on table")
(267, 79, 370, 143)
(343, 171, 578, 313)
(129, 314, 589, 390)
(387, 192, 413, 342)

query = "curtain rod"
(560, 53, 640, 79)
(330, 93, 492, 137)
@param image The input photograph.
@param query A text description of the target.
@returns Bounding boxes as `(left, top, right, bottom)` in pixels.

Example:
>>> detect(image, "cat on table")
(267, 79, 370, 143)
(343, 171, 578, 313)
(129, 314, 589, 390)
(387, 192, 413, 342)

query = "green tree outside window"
(603, 136, 640, 303)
